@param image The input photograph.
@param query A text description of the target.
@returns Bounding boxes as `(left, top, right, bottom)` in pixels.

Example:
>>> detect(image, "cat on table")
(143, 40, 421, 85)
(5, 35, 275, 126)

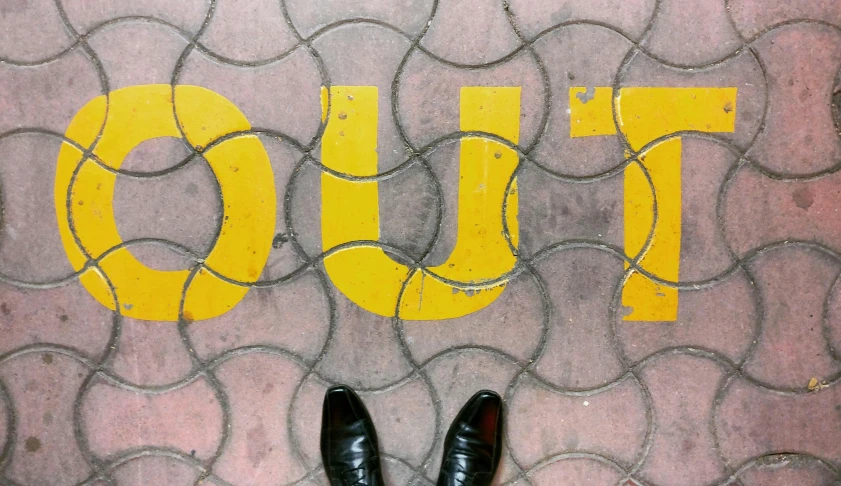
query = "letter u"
(320, 86, 521, 320)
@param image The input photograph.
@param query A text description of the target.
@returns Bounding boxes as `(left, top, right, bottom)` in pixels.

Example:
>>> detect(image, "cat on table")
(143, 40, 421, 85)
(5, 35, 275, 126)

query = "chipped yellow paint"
(56, 84, 275, 321)
(321, 86, 520, 319)
(570, 87, 737, 321)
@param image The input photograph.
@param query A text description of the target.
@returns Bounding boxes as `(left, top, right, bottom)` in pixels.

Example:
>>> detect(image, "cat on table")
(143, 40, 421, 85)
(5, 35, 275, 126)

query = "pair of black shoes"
(321, 386, 503, 486)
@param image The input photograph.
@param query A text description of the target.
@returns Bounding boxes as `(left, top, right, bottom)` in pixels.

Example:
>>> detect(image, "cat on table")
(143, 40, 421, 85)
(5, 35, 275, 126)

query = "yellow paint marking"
(570, 86, 737, 321)
(623, 138, 682, 321)
(321, 86, 520, 319)
(569, 87, 616, 137)
(56, 84, 275, 321)
(616, 87, 737, 151)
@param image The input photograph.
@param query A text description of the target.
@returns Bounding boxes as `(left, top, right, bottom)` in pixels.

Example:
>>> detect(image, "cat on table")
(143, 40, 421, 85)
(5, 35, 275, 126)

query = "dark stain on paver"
(563, 431, 579, 450)
(42, 353, 53, 365)
(59, 314, 68, 322)
(25, 437, 41, 453)
(272, 233, 289, 249)
(185, 182, 199, 196)
(792, 187, 813, 210)
(799, 87, 812, 102)
(0, 303, 10, 316)
(246, 425, 270, 466)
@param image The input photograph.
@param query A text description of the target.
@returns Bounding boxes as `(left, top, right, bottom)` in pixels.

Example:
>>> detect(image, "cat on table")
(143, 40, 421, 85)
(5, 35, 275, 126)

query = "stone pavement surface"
(2, 0, 841, 485)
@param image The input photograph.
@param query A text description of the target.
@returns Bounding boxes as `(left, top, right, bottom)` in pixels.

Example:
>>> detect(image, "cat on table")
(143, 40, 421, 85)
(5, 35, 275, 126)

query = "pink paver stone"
(212, 351, 309, 485)
(746, 23, 841, 176)
(87, 22, 190, 90)
(636, 353, 729, 486)
(525, 457, 626, 485)
(199, 0, 299, 63)
(507, 374, 648, 469)
(716, 376, 841, 467)
(0, 0, 74, 63)
(80, 376, 224, 460)
(641, 0, 743, 66)
(742, 245, 841, 389)
(0, 352, 93, 485)
(61, 0, 210, 35)
(110, 455, 202, 486)
(420, 0, 522, 65)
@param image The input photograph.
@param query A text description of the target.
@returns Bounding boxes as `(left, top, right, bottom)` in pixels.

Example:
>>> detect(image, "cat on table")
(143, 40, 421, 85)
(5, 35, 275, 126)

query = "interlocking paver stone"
(177, 47, 322, 144)
(532, 248, 625, 389)
(110, 456, 202, 486)
(397, 49, 546, 150)
(0, 134, 76, 282)
(188, 272, 331, 361)
(400, 270, 544, 364)
(640, 0, 742, 66)
(614, 269, 758, 363)
(636, 353, 728, 486)
(529, 24, 632, 177)
(212, 351, 308, 485)
(507, 374, 648, 468)
(0, 281, 114, 358)
(420, 0, 522, 65)
(87, 21, 190, 90)
(0, 0, 74, 63)
(199, 0, 299, 63)
(522, 457, 626, 485)
(0, 51, 102, 134)
(736, 455, 838, 486)
(746, 23, 841, 176)
(108, 318, 194, 386)
(742, 245, 841, 389)
(2, 0, 841, 484)
(728, 0, 841, 39)
(0, 353, 92, 485)
(311, 23, 413, 173)
(507, 0, 656, 41)
(80, 376, 224, 461)
(716, 375, 841, 466)
(61, 0, 210, 35)
(284, 0, 435, 39)
(619, 47, 767, 150)
(315, 285, 414, 389)
(724, 164, 841, 256)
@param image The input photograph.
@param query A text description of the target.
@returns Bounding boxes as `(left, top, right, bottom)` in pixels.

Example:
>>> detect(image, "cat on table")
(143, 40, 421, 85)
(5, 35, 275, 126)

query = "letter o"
(55, 84, 276, 322)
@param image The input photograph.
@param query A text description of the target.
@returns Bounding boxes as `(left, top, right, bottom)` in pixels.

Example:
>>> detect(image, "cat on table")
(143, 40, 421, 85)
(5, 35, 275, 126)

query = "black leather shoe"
(321, 385, 384, 486)
(437, 390, 503, 486)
